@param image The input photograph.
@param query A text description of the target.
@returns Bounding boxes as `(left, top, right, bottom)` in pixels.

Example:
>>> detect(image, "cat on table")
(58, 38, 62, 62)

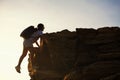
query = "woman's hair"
(37, 23, 44, 31)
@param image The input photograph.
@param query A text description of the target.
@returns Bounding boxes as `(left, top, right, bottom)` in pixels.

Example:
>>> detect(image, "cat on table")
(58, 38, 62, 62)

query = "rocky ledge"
(28, 27, 120, 80)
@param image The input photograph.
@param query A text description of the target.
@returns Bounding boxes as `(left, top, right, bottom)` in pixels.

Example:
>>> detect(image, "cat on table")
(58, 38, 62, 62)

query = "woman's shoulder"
(34, 30, 43, 35)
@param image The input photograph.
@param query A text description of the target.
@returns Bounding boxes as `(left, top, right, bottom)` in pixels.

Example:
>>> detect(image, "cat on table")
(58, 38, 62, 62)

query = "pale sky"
(0, 0, 120, 80)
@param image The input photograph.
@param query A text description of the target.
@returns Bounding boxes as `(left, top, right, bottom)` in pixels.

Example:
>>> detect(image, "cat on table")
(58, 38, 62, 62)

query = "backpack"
(20, 26, 37, 39)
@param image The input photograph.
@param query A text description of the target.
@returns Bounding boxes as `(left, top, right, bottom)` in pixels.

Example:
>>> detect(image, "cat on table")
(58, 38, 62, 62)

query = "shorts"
(23, 39, 33, 47)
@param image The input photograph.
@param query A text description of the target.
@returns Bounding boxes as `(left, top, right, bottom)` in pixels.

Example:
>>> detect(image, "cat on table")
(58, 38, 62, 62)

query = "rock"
(28, 27, 120, 80)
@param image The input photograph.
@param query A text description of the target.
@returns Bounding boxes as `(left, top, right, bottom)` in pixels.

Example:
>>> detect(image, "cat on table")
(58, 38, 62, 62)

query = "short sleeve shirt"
(31, 30, 43, 38)
(30, 30, 43, 43)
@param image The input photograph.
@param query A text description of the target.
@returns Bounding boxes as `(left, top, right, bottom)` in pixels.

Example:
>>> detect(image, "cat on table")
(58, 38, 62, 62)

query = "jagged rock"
(64, 61, 120, 80)
(100, 73, 120, 80)
(28, 27, 120, 80)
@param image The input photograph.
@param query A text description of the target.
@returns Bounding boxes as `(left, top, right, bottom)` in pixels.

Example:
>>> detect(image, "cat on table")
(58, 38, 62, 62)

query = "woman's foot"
(15, 66, 21, 73)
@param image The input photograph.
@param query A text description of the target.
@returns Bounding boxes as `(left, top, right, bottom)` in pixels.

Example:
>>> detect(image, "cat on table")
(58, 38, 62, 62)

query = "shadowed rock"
(28, 27, 120, 80)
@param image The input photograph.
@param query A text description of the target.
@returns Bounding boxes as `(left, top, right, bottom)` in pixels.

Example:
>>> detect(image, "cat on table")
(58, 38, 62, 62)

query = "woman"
(15, 23, 45, 73)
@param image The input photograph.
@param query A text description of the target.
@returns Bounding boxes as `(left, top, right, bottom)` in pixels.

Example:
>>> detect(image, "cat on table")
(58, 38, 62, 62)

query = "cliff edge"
(28, 27, 120, 80)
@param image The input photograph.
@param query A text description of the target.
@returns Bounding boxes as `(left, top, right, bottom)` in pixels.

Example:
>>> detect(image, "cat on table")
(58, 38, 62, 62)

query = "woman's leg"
(15, 46, 28, 73)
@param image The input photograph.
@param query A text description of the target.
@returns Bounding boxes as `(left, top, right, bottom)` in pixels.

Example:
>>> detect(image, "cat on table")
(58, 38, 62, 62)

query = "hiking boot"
(15, 66, 21, 73)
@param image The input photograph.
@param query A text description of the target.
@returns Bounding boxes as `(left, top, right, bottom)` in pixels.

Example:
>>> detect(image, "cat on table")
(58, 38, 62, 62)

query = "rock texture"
(28, 27, 120, 80)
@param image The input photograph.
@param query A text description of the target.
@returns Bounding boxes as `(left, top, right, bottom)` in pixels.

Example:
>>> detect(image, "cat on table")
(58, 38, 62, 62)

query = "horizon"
(0, 0, 120, 80)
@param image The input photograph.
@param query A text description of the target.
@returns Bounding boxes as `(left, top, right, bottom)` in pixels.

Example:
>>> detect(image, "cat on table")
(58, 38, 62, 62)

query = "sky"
(0, 0, 120, 80)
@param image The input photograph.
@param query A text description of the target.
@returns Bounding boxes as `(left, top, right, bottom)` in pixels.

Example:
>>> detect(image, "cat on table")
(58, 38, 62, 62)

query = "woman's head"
(37, 23, 45, 31)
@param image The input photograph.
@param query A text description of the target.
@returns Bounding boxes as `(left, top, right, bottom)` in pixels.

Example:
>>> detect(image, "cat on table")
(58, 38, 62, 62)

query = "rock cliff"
(28, 27, 120, 80)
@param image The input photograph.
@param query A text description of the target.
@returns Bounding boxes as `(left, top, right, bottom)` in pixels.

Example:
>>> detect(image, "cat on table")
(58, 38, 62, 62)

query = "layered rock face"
(29, 27, 120, 80)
